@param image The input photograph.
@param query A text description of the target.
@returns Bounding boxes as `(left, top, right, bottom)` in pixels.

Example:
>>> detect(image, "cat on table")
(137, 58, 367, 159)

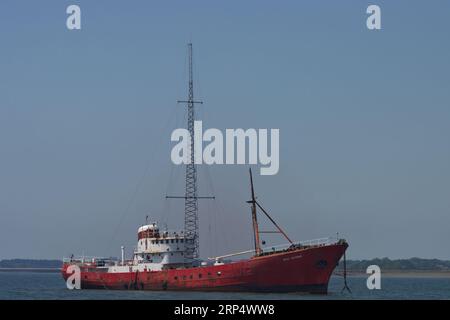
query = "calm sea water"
(0, 272, 449, 300)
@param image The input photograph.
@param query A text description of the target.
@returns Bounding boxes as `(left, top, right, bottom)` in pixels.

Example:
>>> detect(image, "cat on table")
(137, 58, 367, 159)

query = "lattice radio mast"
(167, 43, 214, 263)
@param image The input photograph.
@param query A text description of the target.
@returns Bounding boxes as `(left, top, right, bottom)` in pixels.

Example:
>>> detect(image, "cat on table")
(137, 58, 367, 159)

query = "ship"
(62, 44, 348, 294)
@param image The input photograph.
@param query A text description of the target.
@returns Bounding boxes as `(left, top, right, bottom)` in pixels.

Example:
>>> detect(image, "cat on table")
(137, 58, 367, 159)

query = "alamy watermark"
(171, 121, 279, 175)
(366, 265, 381, 290)
(65, 264, 81, 290)
(66, 5, 81, 30)
(366, 5, 381, 30)
(65, 4, 381, 31)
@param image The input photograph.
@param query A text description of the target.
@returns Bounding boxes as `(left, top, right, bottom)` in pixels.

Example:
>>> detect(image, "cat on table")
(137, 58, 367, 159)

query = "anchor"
(341, 251, 352, 294)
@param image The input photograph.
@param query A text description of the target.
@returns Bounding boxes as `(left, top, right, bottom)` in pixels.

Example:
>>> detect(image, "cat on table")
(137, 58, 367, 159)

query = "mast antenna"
(184, 43, 199, 261)
(247, 168, 293, 256)
(248, 168, 262, 255)
(166, 43, 214, 263)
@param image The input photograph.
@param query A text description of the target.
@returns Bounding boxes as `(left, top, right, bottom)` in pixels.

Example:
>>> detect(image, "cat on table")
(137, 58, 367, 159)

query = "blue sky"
(0, 0, 449, 260)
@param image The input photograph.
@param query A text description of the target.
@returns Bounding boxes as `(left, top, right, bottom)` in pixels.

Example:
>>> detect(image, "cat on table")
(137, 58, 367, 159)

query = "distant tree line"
(337, 257, 450, 271)
(0, 259, 62, 268)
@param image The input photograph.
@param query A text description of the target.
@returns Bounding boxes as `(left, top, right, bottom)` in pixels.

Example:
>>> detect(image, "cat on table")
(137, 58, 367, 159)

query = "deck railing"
(259, 237, 335, 253)
(209, 237, 338, 261)
(62, 256, 118, 265)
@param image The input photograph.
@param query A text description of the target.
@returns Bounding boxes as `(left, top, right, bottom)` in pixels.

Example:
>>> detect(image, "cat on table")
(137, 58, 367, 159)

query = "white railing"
(297, 237, 334, 247)
(209, 236, 337, 261)
(260, 237, 334, 253)
(62, 256, 118, 264)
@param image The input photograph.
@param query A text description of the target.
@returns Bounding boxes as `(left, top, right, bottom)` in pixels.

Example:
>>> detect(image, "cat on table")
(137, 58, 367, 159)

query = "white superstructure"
(65, 222, 191, 273)
(133, 222, 187, 270)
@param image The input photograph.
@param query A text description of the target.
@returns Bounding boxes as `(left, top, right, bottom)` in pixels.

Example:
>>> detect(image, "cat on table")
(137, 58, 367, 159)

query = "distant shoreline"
(0, 268, 60, 273)
(334, 270, 450, 278)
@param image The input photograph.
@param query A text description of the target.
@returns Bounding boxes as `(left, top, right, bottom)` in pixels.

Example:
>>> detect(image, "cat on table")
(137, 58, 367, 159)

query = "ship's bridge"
(134, 223, 187, 268)
(137, 223, 160, 240)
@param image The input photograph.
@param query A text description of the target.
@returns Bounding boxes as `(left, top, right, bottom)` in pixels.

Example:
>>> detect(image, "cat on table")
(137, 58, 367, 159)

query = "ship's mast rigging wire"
(247, 168, 294, 256)
(105, 101, 180, 255)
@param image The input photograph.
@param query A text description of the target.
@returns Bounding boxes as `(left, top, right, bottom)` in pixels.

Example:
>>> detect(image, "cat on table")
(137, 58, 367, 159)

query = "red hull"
(62, 243, 347, 294)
